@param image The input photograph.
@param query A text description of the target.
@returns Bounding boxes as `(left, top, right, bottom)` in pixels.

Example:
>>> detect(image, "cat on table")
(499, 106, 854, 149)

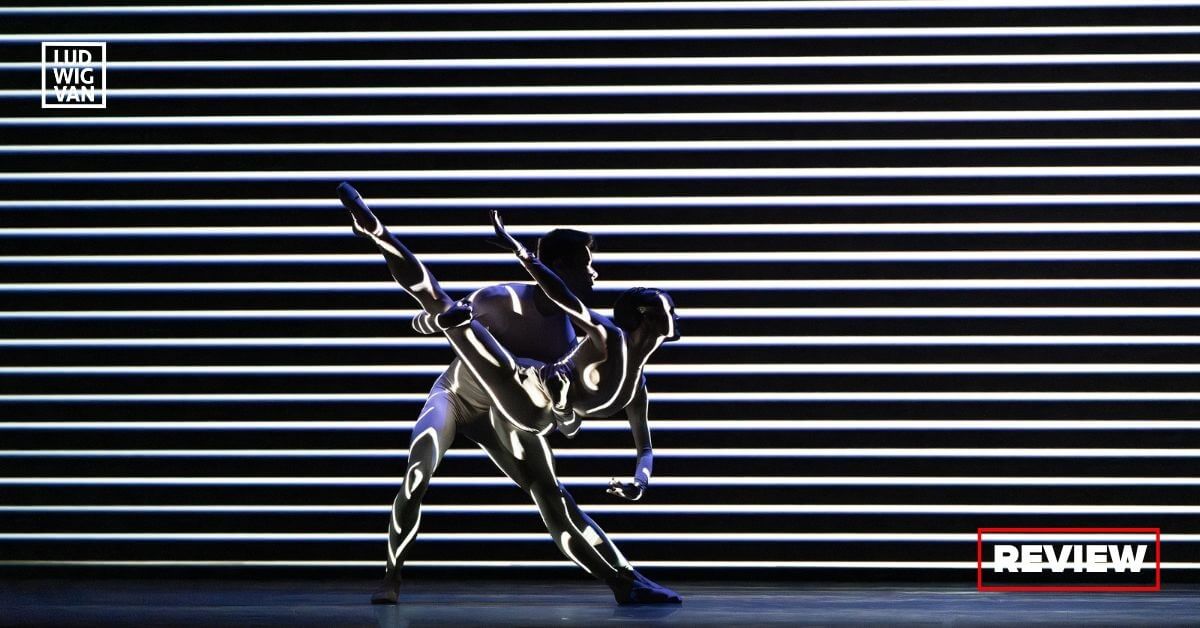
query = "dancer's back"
(437, 282, 577, 413)
(468, 283, 575, 363)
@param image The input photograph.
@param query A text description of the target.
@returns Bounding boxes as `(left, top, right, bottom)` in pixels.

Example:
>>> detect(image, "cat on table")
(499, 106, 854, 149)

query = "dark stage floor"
(1, 579, 1196, 627)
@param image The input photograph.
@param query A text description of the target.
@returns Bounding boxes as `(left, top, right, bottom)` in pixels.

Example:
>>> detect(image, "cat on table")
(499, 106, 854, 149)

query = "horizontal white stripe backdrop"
(8, 308, 1200, 318)
(8, 336, 1200, 347)
(11, 26, 1200, 42)
(3, 420, 1199, 430)
(10, 251, 1200, 264)
(2, 448, 1195, 457)
(6, 1, 1200, 14)
(10, 363, 1200, 374)
(10, 138, 1200, 150)
(11, 111, 1200, 125)
(2, 477, 1198, 486)
(4, 0, 1196, 578)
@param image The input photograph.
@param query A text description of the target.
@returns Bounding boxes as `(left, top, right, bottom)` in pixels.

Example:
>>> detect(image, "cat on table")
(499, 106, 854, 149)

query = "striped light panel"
(1, 1, 1198, 581)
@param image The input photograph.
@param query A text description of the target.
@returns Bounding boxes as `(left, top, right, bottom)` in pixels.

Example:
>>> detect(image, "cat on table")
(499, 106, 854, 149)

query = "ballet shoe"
(337, 182, 383, 237)
(607, 569, 683, 605)
(370, 578, 401, 604)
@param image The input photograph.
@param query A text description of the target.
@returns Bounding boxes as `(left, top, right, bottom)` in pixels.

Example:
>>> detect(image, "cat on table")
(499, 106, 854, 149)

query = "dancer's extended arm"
(607, 380, 653, 502)
(490, 211, 607, 347)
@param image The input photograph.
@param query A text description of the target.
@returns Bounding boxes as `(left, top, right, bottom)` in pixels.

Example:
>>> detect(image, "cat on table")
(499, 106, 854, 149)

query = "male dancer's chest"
(484, 284, 576, 363)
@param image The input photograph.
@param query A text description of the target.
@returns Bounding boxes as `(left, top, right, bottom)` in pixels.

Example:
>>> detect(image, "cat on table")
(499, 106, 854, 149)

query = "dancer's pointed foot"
(370, 578, 401, 604)
(337, 182, 383, 237)
(607, 569, 683, 605)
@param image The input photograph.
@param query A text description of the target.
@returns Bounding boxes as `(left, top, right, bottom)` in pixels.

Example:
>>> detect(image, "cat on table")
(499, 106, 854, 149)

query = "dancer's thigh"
(444, 339, 555, 434)
(461, 409, 559, 491)
(405, 387, 463, 477)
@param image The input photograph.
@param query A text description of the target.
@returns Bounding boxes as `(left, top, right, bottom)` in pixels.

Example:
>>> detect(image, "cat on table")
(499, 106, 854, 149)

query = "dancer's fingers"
(489, 210, 509, 242)
(608, 478, 644, 501)
(489, 210, 530, 258)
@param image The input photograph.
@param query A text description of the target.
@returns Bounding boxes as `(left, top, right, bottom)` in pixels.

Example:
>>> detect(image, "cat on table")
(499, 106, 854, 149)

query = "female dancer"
(337, 183, 682, 604)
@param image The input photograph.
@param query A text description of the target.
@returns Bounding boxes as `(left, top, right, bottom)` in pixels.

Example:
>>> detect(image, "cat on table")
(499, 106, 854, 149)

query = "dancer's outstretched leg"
(338, 183, 554, 434)
(463, 412, 683, 605)
(339, 182, 453, 314)
(372, 388, 458, 604)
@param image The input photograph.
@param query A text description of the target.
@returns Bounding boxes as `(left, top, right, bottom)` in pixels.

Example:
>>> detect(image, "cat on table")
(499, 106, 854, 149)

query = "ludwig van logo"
(977, 528, 1160, 592)
(41, 42, 106, 109)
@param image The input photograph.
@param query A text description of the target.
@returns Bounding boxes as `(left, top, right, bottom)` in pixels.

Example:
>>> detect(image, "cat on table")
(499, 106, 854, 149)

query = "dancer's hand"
(556, 412, 581, 439)
(607, 477, 646, 502)
(436, 300, 474, 330)
(489, 210, 532, 260)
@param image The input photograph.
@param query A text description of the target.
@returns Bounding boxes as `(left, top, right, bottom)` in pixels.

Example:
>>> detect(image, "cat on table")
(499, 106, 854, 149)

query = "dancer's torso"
(432, 283, 642, 423)
(565, 322, 643, 419)
(473, 283, 575, 363)
(436, 283, 575, 418)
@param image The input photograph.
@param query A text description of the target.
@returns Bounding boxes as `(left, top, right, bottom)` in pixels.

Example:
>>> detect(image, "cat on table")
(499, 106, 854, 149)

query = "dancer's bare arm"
(608, 380, 653, 502)
(490, 211, 608, 348)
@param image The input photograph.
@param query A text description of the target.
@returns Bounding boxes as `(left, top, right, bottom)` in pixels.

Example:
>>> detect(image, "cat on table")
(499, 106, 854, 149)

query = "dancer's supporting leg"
(372, 386, 460, 604)
(463, 411, 682, 604)
(338, 183, 554, 434)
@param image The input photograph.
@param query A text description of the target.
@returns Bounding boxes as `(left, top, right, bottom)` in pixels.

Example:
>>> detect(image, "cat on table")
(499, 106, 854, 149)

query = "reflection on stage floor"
(2, 579, 1196, 627)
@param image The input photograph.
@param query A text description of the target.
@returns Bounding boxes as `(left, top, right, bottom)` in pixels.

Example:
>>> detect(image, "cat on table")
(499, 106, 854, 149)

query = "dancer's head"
(538, 229, 597, 297)
(613, 287, 681, 343)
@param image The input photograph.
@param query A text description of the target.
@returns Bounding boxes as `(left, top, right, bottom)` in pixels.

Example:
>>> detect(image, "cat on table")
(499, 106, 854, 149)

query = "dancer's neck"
(626, 327, 665, 366)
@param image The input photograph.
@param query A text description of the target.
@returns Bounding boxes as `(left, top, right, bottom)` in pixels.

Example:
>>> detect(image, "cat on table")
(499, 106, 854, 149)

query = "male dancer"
(354, 195, 678, 605)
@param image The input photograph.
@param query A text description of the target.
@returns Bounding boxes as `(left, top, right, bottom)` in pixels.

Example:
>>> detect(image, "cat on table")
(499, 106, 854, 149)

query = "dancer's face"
(652, 291, 681, 341)
(551, 248, 597, 301)
(646, 291, 681, 343)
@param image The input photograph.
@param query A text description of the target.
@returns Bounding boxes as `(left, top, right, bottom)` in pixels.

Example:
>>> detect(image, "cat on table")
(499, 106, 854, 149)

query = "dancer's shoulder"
(466, 283, 537, 322)
(588, 310, 625, 350)
(588, 308, 617, 330)
(466, 283, 518, 306)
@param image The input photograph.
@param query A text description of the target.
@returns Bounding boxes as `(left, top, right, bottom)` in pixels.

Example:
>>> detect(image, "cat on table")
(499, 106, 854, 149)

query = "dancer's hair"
(537, 229, 595, 267)
(612, 287, 670, 333)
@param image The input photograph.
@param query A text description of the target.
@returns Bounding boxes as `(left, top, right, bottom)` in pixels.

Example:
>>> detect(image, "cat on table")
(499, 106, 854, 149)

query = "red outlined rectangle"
(977, 527, 1161, 592)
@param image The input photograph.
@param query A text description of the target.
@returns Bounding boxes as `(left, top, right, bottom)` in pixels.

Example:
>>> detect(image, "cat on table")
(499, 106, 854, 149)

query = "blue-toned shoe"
(337, 182, 383, 237)
(607, 569, 683, 605)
